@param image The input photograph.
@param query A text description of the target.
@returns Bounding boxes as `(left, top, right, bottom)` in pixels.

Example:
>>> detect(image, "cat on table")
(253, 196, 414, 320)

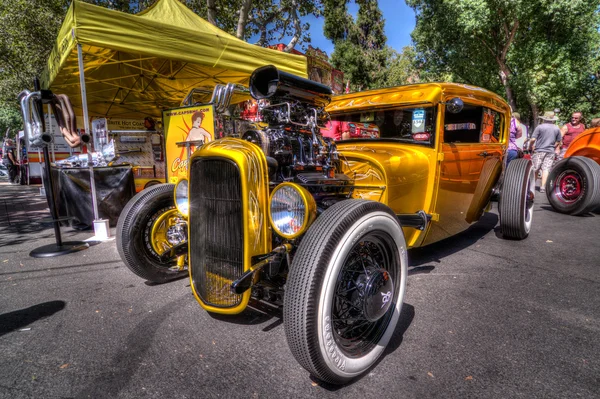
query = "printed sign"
(163, 104, 215, 182)
(412, 109, 425, 133)
(445, 123, 477, 131)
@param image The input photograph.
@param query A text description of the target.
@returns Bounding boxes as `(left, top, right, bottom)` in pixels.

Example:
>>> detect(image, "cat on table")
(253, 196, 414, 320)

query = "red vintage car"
(546, 127, 600, 214)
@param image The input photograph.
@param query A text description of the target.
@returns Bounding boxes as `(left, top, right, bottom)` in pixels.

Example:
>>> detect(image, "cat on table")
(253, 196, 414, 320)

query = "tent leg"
(77, 44, 108, 240)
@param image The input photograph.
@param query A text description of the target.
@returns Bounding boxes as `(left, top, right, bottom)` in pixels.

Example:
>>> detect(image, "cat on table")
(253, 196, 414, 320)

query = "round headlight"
(174, 179, 189, 217)
(269, 183, 316, 239)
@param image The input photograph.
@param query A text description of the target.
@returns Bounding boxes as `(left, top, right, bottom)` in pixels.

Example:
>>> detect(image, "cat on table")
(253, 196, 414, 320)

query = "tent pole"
(77, 44, 94, 151)
(77, 44, 102, 227)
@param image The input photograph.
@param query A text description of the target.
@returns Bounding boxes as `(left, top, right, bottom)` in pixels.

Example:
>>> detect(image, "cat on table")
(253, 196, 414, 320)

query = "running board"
(396, 211, 431, 231)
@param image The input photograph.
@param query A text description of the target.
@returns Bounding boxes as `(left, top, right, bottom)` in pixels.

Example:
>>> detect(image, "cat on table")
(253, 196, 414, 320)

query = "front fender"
(338, 142, 435, 215)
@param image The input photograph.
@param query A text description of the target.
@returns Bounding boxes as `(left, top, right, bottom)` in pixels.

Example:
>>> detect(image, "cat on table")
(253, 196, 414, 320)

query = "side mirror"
(444, 97, 464, 114)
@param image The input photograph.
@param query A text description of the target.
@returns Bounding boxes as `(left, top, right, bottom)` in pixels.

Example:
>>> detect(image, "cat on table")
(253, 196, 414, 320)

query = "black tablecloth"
(45, 166, 135, 229)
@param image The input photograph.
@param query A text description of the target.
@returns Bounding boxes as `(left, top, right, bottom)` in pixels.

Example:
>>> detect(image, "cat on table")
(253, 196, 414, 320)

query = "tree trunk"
(498, 67, 516, 111)
(236, 0, 252, 39)
(207, 0, 217, 26)
(528, 101, 539, 131)
(283, 1, 301, 52)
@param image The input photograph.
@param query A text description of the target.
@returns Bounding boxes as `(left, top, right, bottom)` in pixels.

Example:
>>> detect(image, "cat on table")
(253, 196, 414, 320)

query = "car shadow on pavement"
(76, 294, 189, 398)
(409, 211, 498, 268)
(143, 273, 189, 286)
(0, 300, 66, 337)
(208, 302, 279, 328)
(313, 303, 416, 390)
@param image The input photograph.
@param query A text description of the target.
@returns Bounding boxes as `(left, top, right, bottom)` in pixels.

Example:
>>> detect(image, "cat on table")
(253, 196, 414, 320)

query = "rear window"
(323, 106, 437, 147)
(443, 105, 503, 143)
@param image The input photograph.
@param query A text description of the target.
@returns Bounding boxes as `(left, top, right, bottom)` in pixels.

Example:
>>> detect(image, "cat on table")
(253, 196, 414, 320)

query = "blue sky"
(256, 1, 417, 56)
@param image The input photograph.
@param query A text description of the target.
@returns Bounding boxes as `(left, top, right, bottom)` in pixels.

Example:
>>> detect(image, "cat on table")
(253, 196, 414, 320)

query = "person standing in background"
(145, 117, 164, 162)
(512, 112, 528, 152)
(506, 111, 523, 164)
(558, 112, 586, 159)
(1, 138, 18, 184)
(529, 111, 562, 193)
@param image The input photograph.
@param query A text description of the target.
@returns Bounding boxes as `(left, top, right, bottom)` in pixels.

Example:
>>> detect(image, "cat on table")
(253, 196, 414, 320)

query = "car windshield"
(323, 106, 437, 146)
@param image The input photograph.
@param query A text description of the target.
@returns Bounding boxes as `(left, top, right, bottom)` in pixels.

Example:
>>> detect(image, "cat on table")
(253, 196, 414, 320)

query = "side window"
(492, 109, 503, 142)
(443, 105, 483, 143)
(481, 108, 503, 143)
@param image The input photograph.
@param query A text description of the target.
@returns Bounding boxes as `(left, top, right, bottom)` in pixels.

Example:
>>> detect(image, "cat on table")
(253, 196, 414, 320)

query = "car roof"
(327, 82, 509, 114)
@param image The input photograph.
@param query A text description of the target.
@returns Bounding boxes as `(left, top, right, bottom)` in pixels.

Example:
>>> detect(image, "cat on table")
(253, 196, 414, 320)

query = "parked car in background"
(546, 127, 600, 214)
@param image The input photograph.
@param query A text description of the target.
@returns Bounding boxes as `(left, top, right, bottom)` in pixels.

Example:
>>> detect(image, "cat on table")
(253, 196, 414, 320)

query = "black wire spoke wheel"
(284, 200, 408, 385)
(332, 235, 397, 357)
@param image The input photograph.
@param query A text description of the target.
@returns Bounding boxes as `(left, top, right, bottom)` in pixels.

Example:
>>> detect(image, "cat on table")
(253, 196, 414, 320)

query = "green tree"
(323, 0, 351, 41)
(249, 0, 321, 51)
(384, 45, 420, 87)
(0, 0, 66, 108)
(326, 0, 388, 91)
(407, 0, 600, 126)
(0, 0, 322, 121)
(190, 0, 321, 51)
(0, 107, 22, 140)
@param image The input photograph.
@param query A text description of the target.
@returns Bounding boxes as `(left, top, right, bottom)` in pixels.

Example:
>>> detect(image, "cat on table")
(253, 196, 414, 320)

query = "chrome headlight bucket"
(174, 179, 189, 217)
(268, 183, 316, 239)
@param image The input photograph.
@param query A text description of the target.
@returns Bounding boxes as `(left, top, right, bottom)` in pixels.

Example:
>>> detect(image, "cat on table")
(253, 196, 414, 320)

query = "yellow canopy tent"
(41, 0, 307, 121)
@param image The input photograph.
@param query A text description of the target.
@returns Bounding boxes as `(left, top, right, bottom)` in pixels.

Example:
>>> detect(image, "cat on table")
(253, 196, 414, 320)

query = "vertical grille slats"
(189, 158, 244, 307)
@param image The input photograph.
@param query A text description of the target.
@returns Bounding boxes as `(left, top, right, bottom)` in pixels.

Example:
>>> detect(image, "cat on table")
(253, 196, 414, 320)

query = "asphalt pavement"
(0, 179, 599, 399)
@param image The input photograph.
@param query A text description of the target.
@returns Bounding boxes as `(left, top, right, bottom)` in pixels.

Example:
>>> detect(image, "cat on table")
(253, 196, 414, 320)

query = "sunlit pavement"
(0, 181, 599, 398)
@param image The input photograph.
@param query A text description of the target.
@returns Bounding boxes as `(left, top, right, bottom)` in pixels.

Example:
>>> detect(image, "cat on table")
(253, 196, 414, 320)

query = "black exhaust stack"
(249, 65, 333, 108)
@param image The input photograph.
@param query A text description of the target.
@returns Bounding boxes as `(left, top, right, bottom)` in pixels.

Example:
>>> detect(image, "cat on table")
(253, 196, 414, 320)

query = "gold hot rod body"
(120, 65, 534, 385)
(187, 81, 515, 314)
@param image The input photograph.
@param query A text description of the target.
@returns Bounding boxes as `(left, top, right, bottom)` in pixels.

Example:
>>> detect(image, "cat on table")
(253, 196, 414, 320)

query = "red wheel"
(546, 156, 600, 215)
(555, 170, 582, 204)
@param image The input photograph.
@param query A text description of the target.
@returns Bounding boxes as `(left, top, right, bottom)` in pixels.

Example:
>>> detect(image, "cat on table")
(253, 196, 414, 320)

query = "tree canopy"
(407, 0, 600, 125)
(3, 0, 600, 135)
(0, 0, 67, 137)
(325, 0, 404, 91)
(0, 0, 321, 138)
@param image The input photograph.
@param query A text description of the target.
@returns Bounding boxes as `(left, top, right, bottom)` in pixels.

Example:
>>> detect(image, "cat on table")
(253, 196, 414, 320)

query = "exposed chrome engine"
(243, 66, 352, 196)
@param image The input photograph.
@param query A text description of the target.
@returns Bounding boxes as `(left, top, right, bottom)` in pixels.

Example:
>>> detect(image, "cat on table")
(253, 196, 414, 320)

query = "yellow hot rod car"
(117, 66, 535, 384)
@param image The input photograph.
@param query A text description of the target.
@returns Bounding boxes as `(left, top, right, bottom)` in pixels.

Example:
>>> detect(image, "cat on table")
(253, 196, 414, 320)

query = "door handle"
(477, 151, 489, 157)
